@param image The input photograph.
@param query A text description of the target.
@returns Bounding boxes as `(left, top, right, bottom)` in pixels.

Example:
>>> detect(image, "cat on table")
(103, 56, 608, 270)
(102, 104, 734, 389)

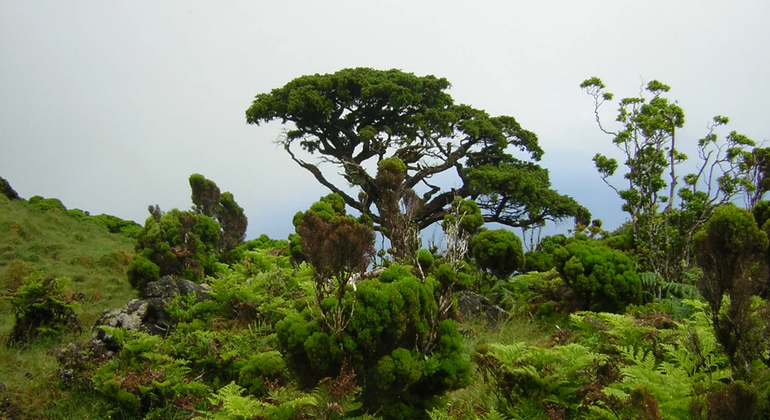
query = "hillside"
(0, 195, 138, 418)
(2, 168, 770, 420)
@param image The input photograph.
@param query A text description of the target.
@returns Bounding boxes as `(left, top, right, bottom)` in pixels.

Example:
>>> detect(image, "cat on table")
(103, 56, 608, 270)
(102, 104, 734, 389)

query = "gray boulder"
(456, 291, 508, 325)
(92, 276, 212, 348)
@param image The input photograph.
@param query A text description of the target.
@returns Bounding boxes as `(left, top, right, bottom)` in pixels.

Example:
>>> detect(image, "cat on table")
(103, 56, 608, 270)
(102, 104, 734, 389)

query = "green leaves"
(553, 238, 642, 312)
(6, 274, 81, 345)
(247, 68, 577, 255)
(470, 229, 525, 279)
(592, 153, 618, 178)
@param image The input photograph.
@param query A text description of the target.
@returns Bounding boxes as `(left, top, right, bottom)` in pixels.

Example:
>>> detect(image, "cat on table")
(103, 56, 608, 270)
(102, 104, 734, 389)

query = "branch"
(284, 142, 378, 223)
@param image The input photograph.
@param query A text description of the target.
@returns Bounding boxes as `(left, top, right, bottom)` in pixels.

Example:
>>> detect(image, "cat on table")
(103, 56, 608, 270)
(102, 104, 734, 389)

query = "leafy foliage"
(5, 274, 81, 345)
(694, 205, 769, 377)
(276, 265, 471, 419)
(189, 174, 248, 259)
(470, 229, 525, 279)
(246, 68, 584, 257)
(553, 237, 642, 312)
(130, 207, 221, 291)
(581, 77, 760, 284)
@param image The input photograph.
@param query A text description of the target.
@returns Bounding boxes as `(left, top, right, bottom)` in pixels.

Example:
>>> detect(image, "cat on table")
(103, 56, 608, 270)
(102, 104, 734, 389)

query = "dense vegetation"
(2, 68, 770, 420)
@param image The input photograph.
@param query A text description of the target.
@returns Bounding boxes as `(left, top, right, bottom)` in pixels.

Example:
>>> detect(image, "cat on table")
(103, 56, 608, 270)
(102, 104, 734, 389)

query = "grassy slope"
(0, 196, 137, 417)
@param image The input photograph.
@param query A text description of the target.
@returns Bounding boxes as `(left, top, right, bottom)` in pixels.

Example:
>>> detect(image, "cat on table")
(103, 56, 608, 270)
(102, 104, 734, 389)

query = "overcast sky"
(1, 0, 768, 240)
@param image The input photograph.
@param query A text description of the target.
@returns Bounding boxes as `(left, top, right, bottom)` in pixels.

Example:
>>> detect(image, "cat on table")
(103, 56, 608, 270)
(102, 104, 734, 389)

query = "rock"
(456, 291, 509, 326)
(91, 275, 212, 345)
(144, 275, 179, 299)
(92, 299, 148, 350)
(178, 279, 213, 302)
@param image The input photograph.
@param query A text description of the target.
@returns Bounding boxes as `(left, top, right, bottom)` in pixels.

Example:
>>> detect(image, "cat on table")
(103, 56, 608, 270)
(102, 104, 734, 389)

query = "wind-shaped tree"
(246, 68, 585, 257)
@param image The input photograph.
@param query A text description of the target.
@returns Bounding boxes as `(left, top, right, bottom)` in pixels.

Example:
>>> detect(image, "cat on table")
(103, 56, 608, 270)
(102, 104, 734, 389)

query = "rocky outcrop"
(456, 290, 509, 325)
(92, 276, 212, 349)
(59, 276, 212, 382)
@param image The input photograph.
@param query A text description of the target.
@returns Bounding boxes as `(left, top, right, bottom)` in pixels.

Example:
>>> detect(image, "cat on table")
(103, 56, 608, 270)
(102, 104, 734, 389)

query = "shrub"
(228, 234, 288, 264)
(417, 249, 434, 274)
(89, 213, 143, 238)
(5, 274, 81, 345)
(553, 238, 642, 312)
(470, 229, 525, 279)
(275, 268, 471, 419)
(523, 250, 554, 272)
(127, 254, 160, 293)
(28, 195, 67, 212)
(238, 351, 285, 397)
(130, 207, 221, 289)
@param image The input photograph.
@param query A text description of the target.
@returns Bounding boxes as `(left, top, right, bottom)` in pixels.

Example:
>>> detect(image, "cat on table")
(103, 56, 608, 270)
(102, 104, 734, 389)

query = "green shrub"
(66, 208, 90, 220)
(228, 234, 288, 264)
(470, 229, 525, 279)
(553, 238, 642, 312)
(127, 255, 160, 293)
(417, 249, 434, 274)
(5, 274, 81, 345)
(442, 198, 484, 235)
(28, 195, 67, 212)
(89, 213, 143, 238)
(276, 267, 471, 419)
(694, 205, 769, 377)
(523, 250, 553, 272)
(129, 207, 221, 290)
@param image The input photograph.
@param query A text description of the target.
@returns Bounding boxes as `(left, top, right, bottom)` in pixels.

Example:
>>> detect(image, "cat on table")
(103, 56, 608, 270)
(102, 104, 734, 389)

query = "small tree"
(581, 77, 757, 284)
(217, 192, 248, 259)
(694, 205, 769, 376)
(189, 174, 248, 259)
(296, 200, 375, 339)
(189, 173, 221, 217)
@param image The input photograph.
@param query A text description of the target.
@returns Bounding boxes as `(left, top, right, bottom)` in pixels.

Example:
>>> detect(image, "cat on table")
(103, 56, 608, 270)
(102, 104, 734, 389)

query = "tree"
(188, 174, 248, 259)
(295, 195, 375, 339)
(189, 173, 221, 217)
(694, 205, 769, 376)
(581, 77, 758, 283)
(246, 68, 584, 257)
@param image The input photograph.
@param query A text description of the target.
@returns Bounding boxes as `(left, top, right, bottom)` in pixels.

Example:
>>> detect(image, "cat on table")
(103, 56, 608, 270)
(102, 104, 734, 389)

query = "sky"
(1, 0, 768, 241)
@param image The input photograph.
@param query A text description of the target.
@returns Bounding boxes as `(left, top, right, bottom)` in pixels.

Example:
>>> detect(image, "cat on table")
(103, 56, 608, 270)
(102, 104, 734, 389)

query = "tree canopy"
(246, 68, 585, 250)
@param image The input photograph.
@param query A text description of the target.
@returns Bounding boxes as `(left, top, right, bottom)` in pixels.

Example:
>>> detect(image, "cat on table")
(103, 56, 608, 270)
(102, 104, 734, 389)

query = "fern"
(202, 382, 315, 420)
(484, 342, 605, 417)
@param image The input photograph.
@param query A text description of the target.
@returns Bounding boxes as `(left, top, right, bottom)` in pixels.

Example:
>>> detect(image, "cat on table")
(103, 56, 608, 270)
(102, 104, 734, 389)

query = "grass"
(0, 196, 138, 418)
